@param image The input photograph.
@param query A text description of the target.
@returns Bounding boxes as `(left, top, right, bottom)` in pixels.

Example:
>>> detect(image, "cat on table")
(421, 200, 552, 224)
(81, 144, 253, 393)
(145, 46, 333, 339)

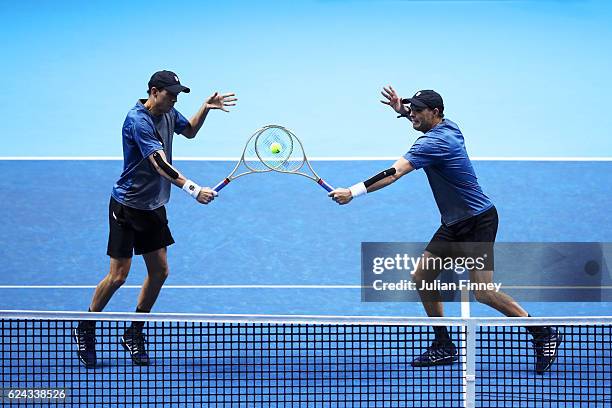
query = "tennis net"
(1, 311, 467, 407)
(476, 318, 612, 407)
(0, 311, 610, 407)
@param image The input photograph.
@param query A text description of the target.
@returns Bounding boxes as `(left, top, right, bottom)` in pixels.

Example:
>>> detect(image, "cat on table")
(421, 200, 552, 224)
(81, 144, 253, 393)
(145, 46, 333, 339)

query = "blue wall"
(2, 0, 611, 157)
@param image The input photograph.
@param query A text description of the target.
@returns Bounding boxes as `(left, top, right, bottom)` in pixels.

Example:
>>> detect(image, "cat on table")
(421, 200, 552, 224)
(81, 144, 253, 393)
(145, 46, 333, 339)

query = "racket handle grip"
(213, 178, 230, 192)
(317, 179, 334, 192)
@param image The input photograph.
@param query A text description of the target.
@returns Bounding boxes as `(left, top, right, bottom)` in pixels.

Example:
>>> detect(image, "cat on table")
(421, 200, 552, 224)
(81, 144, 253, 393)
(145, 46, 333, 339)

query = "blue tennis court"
(1, 159, 611, 315)
(1, 159, 611, 407)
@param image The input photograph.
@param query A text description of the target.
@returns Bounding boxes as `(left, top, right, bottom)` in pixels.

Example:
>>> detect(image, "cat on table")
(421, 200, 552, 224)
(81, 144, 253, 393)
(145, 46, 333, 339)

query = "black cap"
(402, 90, 443, 112)
(148, 70, 190, 94)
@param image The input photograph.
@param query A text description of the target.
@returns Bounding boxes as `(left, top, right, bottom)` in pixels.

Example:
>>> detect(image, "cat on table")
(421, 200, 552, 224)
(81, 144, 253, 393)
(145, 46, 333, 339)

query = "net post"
(460, 287, 475, 408)
(464, 318, 477, 408)
(460, 287, 471, 318)
(459, 287, 473, 407)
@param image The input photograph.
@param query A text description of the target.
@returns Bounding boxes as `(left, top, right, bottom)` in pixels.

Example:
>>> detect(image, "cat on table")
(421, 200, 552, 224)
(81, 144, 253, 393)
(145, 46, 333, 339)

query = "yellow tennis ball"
(270, 142, 282, 154)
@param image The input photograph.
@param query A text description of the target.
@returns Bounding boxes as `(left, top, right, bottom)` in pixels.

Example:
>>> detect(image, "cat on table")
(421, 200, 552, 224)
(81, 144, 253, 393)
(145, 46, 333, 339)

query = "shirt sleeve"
(133, 118, 163, 158)
(403, 136, 448, 170)
(173, 109, 190, 135)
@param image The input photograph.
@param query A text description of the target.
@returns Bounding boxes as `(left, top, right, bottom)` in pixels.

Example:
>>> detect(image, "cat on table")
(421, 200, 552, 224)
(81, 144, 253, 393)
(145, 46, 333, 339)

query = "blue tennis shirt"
(111, 100, 189, 210)
(403, 119, 493, 226)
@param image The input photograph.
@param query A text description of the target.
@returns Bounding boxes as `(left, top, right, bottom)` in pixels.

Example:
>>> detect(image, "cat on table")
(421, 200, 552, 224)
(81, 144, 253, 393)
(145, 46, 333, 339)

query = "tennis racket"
(254, 125, 334, 192)
(213, 126, 289, 192)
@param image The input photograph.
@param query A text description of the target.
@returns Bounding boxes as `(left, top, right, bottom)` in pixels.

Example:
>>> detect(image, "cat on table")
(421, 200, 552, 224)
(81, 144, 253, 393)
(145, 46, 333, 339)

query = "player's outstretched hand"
(380, 85, 409, 116)
(328, 188, 353, 205)
(205, 92, 237, 112)
(197, 187, 217, 204)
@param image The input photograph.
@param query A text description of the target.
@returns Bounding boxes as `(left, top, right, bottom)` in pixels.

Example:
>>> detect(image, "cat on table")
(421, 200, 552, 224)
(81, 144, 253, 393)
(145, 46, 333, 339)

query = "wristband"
(349, 182, 367, 198)
(182, 180, 202, 199)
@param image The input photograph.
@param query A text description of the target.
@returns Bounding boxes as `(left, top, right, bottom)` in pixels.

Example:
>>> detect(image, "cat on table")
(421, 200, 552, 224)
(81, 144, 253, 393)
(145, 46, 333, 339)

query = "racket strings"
(243, 125, 322, 184)
(243, 133, 271, 172)
(277, 137, 307, 173)
(254, 127, 294, 169)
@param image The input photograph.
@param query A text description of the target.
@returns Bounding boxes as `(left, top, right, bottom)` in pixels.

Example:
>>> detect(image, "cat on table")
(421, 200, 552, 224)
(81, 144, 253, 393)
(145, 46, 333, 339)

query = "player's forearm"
(148, 151, 202, 195)
(349, 160, 412, 199)
(159, 169, 187, 188)
(347, 167, 397, 198)
(184, 103, 212, 139)
(154, 165, 205, 200)
(150, 159, 187, 187)
(366, 175, 397, 193)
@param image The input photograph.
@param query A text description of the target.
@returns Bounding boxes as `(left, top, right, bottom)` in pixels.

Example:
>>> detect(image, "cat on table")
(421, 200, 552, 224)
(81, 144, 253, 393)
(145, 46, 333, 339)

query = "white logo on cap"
(174, 76, 179, 82)
(416, 91, 422, 97)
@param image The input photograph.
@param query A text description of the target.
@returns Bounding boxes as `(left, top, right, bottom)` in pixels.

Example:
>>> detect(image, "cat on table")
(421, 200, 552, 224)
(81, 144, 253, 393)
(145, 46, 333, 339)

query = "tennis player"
(329, 86, 562, 374)
(74, 70, 237, 368)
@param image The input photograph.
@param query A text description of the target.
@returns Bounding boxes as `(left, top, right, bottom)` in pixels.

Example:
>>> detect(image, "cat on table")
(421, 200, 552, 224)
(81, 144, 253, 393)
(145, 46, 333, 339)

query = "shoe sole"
(411, 357, 459, 367)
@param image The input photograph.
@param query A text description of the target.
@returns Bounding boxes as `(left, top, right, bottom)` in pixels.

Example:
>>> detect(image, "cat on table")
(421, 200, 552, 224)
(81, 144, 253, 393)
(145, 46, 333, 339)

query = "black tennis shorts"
(107, 197, 175, 258)
(425, 206, 498, 271)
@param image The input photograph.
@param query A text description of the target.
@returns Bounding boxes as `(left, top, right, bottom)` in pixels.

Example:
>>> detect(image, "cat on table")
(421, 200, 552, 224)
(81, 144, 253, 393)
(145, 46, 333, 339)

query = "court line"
(1, 156, 611, 161)
(1, 285, 611, 289)
(0, 285, 363, 289)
